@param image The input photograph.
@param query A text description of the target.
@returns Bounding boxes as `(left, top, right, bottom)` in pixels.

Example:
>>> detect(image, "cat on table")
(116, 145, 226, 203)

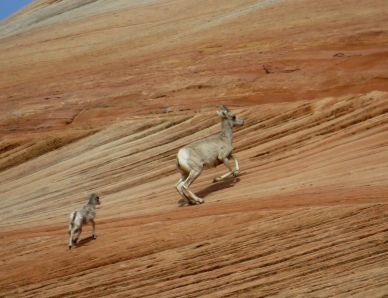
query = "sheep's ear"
(221, 105, 230, 112)
(217, 109, 227, 118)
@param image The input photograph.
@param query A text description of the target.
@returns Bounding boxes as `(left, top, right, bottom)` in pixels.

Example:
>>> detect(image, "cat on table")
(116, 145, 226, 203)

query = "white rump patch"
(177, 148, 191, 172)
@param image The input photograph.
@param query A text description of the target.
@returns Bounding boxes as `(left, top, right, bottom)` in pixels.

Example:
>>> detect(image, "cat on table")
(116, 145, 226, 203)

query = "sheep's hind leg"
(73, 227, 82, 244)
(182, 170, 204, 205)
(69, 230, 74, 249)
(176, 174, 189, 200)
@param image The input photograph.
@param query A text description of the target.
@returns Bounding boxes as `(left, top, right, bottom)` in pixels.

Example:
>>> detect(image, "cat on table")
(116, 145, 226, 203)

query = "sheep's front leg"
(213, 154, 239, 182)
(232, 154, 240, 176)
(91, 219, 97, 239)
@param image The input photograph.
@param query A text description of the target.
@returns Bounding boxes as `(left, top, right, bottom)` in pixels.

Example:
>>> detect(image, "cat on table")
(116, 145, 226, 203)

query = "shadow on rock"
(76, 236, 96, 248)
(178, 198, 189, 207)
(178, 177, 241, 206)
(197, 177, 240, 198)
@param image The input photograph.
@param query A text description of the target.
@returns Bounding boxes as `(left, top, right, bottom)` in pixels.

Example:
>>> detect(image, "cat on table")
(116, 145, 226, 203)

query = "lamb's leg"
(182, 169, 204, 205)
(69, 229, 74, 249)
(213, 154, 239, 182)
(73, 227, 82, 244)
(232, 154, 240, 176)
(91, 219, 97, 239)
(68, 212, 75, 249)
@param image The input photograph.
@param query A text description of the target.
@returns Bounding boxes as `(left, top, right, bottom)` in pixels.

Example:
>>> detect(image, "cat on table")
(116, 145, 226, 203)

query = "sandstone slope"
(0, 0, 387, 297)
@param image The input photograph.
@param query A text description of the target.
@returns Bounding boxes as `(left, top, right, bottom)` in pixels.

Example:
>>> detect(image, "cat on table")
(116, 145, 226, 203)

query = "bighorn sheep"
(68, 193, 101, 249)
(176, 105, 244, 205)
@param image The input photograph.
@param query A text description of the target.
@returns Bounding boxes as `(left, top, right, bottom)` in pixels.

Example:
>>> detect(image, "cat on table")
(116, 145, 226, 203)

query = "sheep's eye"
(232, 115, 236, 120)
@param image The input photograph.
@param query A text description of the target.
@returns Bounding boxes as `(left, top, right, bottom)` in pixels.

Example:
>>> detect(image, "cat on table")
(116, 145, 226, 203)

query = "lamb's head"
(88, 193, 101, 205)
(217, 105, 244, 127)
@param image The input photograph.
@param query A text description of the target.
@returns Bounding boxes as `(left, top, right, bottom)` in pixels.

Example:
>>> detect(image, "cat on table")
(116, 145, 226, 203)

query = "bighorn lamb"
(176, 105, 244, 205)
(68, 193, 101, 249)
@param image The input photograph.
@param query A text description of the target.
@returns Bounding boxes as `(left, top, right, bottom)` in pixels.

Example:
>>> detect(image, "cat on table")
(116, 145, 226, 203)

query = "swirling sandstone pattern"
(0, 0, 387, 297)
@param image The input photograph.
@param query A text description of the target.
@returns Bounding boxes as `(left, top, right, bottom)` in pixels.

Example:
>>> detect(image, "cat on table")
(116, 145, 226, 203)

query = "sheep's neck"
(220, 119, 233, 144)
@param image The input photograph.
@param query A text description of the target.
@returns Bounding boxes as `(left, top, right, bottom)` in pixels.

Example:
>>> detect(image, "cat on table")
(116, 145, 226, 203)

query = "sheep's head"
(88, 193, 101, 205)
(217, 105, 244, 127)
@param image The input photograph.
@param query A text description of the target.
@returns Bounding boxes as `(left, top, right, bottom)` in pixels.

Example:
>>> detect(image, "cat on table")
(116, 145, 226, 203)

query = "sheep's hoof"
(196, 198, 204, 204)
(213, 177, 221, 183)
(92, 235, 97, 240)
(68, 245, 72, 250)
(188, 199, 200, 205)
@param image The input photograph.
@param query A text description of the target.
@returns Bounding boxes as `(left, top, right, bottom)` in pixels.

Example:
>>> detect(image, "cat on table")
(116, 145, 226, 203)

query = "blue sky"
(0, 0, 34, 21)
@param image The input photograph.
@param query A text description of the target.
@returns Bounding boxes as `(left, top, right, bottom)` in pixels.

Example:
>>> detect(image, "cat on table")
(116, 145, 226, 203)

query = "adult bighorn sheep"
(176, 105, 244, 205)
(68, 193, 101, 249)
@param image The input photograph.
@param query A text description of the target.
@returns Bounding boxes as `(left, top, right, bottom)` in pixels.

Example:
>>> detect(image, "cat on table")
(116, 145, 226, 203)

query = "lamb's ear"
(88, 193, 97, 200)
(217, 109, 227, 118)
(221, 105, 230, 112)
